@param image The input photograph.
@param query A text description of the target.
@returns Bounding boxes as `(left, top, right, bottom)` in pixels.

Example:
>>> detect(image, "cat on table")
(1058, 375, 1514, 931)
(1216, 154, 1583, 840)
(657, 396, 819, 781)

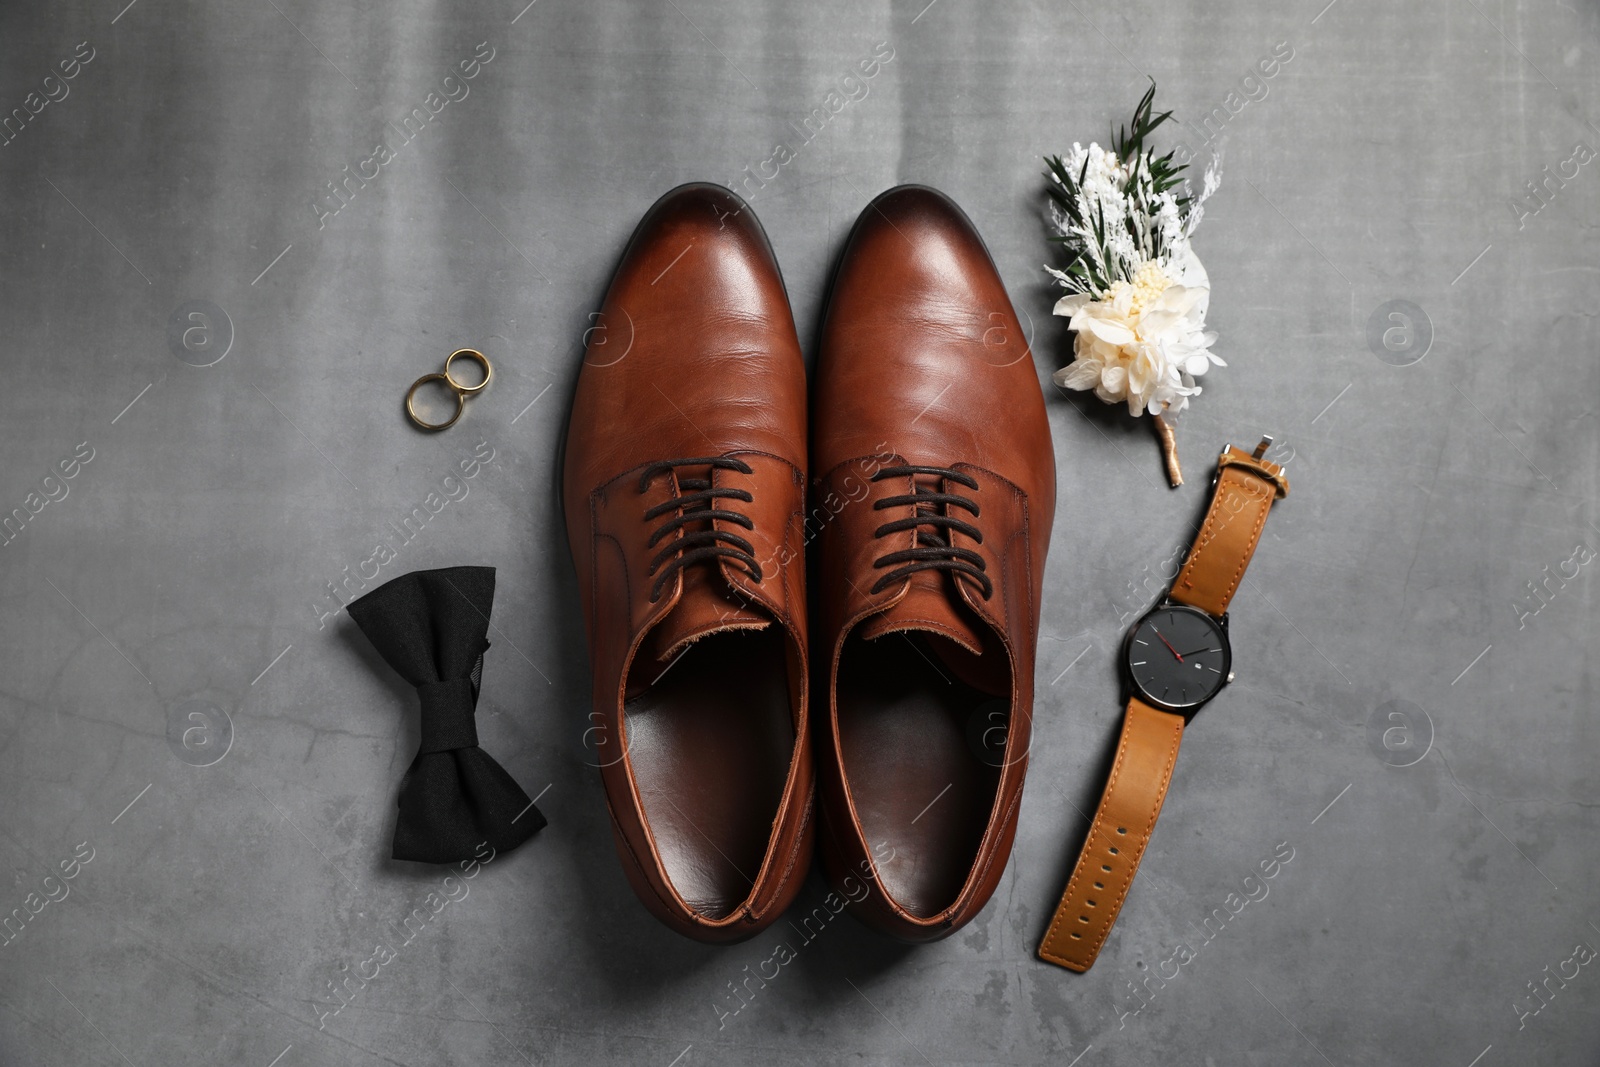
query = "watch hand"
(1152, 627, 1183, 662)
(1179, 646, 1220, 657)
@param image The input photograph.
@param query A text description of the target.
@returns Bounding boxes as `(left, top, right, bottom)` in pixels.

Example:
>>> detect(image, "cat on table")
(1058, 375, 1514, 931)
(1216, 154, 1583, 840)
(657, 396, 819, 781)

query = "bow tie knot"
(417, 677, 481, 754)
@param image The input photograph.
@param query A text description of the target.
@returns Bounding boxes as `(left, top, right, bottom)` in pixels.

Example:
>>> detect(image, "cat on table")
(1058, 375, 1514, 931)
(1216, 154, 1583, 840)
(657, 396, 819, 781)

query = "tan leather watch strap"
(1039, 441, 1287, 973)
(1168, 446, 1288, 616)
(1038, 698, 1185, 971)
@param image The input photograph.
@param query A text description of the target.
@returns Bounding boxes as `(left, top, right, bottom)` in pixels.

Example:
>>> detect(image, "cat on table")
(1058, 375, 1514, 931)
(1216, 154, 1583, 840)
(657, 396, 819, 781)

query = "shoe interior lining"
(835, 630, 1003, 918)
(623, 628, 794, 919)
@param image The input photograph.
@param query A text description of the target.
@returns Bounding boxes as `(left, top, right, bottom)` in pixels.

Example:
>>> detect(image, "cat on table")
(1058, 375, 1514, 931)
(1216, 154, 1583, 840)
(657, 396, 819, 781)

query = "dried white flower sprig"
(1045, 83, 1223, 487)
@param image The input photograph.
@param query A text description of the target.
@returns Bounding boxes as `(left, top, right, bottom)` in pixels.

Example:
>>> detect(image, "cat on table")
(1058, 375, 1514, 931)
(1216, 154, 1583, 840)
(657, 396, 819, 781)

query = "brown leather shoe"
(562, 183, 812, 943)
(811, 185, 1056, 941)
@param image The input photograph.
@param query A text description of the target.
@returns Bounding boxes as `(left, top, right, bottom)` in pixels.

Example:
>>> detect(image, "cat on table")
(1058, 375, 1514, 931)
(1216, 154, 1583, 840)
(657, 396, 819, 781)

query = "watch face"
(1124, 603, 1232, 712)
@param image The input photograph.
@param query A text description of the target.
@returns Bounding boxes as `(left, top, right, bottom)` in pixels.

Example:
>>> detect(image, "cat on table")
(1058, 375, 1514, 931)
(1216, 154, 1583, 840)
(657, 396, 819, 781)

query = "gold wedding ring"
(405, 348, 491, 431)
(444, 348, 492, 394)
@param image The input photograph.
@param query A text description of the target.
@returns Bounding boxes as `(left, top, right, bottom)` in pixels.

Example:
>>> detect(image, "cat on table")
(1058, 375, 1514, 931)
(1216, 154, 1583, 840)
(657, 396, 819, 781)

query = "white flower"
(1043, 92, 1226, 485)
(1043, 120, 1225, 424)
(1051, 258, 1224, 417)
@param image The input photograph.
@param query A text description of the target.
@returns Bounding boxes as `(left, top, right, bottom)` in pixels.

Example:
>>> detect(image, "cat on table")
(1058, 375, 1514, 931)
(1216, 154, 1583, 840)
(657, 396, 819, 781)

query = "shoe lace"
(869, 465, 993, 599)
(639, 456, 763, 603)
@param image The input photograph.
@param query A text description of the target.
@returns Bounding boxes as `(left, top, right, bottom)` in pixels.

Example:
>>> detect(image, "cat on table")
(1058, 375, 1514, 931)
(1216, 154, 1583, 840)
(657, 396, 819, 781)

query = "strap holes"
(1086, 899, 1096, 907)
(1077, 915, 1090, 924)
(1108, 846, 1120, 855)
(1093, 881, 1103, 889)
(1116, 827, 1127, 835)
(1070, 932, 1082, 940)
(1100, 864, 1112, 872)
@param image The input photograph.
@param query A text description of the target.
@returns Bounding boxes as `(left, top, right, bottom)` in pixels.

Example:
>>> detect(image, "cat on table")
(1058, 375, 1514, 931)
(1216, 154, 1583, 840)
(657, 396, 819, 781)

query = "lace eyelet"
(637, 457, 764, 597)
(866, 464, 992, 599)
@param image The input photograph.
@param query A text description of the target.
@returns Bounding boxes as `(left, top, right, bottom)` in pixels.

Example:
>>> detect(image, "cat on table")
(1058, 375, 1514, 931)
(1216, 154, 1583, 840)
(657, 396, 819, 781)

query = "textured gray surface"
(1, 1, 1597, 1064)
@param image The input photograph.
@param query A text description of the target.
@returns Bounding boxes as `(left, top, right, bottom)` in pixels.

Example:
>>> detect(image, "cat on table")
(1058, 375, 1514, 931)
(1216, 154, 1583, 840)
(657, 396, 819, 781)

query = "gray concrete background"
(1, 0, 1596, 1064)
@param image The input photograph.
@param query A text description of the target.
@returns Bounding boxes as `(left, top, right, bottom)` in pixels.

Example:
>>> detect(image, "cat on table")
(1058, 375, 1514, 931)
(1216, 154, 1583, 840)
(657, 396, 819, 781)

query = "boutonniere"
(1044, 82, 1222, 487)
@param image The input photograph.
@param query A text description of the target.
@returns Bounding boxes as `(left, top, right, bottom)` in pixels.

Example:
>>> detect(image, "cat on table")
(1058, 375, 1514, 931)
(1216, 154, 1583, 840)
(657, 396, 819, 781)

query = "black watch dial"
(1124, 603, 1232, 712)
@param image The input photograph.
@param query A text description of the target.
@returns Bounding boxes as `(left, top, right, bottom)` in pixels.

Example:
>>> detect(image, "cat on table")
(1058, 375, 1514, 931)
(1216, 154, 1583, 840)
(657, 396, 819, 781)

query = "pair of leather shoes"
(562, 183, 1055, 943)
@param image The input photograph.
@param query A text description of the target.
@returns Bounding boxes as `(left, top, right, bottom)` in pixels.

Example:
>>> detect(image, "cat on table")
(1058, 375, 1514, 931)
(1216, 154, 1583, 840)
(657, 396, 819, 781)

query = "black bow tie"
(347, 566, 546, 863)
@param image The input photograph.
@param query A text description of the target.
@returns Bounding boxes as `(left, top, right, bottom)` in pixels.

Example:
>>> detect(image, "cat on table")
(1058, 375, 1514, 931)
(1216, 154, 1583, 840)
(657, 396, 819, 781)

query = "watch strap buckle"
(1216, 439, 1290, 499)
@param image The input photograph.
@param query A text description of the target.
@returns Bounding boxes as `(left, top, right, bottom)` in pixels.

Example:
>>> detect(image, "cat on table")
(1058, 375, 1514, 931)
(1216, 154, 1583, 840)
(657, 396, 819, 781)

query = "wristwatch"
(1038, 436, 1289, 972)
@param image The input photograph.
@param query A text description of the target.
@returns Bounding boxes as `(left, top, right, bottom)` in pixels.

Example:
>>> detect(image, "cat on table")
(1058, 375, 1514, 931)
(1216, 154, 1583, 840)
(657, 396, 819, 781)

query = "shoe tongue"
(646, 562, 769, 664)
(857, 569, 986, 653)
(860, 572, 1011, 696)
